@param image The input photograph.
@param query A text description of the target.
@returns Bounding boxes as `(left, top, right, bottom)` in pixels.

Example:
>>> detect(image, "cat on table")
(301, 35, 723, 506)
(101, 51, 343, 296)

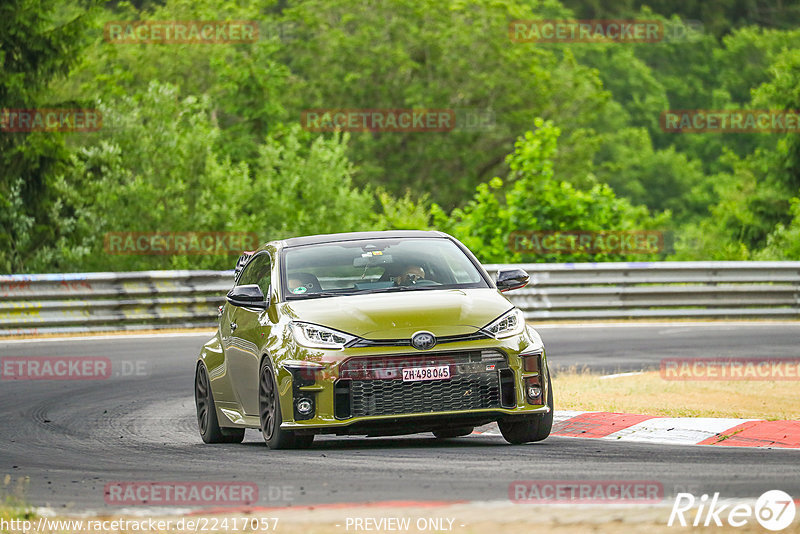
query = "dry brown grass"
(554, 370, 800, 420)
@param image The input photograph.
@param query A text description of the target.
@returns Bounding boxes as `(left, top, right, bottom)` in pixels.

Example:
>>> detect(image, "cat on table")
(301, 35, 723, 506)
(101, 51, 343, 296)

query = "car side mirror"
(227, 284, 268, 309)
(496, 268, 530, 292)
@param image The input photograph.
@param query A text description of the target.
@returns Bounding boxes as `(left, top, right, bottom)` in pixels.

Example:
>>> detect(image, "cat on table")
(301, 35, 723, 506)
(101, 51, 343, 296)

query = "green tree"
(560, 0, 800, 35)
(280, 0, 615, 208)
(437, 119, 669, 263)
(0, 0, 99, 272)
(56, 0, 291, 164)
(46, 83, 375, 272)
(672, 47, 800, 260)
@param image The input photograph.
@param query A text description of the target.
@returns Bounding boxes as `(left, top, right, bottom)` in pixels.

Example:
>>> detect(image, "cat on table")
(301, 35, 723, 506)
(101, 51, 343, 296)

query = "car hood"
(280, 288, 513, 338)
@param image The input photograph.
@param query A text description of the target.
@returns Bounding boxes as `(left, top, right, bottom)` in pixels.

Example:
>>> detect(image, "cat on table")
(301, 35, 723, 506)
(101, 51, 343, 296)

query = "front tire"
(258, 359, 314, 450)
(498, 373, 553, 445)
(195, 363, 245, 444)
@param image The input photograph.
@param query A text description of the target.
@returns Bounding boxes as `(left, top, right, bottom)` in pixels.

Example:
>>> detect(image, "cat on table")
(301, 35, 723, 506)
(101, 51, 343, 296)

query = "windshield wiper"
(365, 285, 439, 294)
(286, 286, 442, 299)
(286, 291, 354, 300)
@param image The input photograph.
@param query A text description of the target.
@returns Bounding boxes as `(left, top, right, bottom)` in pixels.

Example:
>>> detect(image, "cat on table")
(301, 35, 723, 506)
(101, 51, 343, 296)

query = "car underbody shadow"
(238, 431, 514, 451)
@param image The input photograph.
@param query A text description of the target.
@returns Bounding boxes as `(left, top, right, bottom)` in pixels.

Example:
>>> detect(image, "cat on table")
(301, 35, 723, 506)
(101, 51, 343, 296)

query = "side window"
(237, 253, 271, 297)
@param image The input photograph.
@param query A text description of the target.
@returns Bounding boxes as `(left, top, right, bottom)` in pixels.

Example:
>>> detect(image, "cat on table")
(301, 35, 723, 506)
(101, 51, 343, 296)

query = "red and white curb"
(477, 411, 800, 449)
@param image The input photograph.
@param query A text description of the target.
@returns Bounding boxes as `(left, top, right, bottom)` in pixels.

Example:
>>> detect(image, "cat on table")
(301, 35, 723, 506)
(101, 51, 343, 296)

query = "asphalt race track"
(1, 323, 799, 512)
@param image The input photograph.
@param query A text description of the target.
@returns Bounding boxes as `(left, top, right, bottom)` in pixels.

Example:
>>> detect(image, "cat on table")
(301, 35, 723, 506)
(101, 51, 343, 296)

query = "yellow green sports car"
(195, 230, 552, 449)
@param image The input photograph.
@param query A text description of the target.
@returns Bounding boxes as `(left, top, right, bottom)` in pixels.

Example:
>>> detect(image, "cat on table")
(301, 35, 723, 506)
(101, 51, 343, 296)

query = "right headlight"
(290, 322, 358, 349)
(483, 308, 526, 339)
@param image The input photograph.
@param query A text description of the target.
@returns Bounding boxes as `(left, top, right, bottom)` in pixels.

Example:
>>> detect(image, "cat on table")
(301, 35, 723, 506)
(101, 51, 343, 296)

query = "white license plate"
(402, 365, 451, 382)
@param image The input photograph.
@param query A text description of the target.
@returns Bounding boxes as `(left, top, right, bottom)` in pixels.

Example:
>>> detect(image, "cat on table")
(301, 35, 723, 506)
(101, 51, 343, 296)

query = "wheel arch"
(259, 351, 295, 425)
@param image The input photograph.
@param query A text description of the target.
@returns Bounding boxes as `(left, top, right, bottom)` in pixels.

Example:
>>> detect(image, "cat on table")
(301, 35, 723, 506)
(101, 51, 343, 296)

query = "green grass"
(0, 501, 34, 523)
(1, 475, 34, 525)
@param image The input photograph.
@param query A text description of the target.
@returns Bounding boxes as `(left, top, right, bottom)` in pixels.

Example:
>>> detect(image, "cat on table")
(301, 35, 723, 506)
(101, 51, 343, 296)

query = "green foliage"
(279, 0, 616, 208)
(38, 83, 373, 272)
(756, 199, 800, 260)
(0, 0, 99, 272)
(373, 190, 432, 231)
(593, 127, 709, 222)
(60, 0, 291, 163)
(4, 0, 800, 272)
(249, 126, 375, 239)
(439, 119, 669, 263)
(436, 177, 512, 263)
(560, 0, 800, 36)
(671, 45, 800, 260)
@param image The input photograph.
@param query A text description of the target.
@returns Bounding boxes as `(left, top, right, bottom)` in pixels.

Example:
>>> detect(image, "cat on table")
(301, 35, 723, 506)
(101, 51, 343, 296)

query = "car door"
(226, 251, 273, 416)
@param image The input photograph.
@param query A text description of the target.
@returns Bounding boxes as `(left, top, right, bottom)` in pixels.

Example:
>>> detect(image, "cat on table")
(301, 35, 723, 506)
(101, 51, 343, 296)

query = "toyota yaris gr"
(195, 230, 553, 449)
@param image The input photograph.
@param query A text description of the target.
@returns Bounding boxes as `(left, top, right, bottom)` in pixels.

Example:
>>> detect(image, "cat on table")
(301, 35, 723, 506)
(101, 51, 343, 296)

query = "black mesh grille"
(350, 373, 501, 417)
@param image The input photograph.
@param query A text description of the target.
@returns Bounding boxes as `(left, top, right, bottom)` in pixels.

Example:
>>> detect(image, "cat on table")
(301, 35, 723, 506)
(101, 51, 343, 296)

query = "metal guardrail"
(0, 271, 232, 336)
(1, 262, 799, 335)
(482, 261, 800, 320)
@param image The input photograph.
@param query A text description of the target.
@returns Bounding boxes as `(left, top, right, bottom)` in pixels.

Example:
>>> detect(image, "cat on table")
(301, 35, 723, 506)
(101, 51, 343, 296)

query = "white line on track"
(599, 371, 646, 380)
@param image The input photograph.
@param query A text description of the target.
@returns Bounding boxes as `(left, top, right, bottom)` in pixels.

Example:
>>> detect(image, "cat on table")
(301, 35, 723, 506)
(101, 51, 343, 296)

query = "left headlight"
(483, 308, 526, 339)
(290, 321, 358, 349)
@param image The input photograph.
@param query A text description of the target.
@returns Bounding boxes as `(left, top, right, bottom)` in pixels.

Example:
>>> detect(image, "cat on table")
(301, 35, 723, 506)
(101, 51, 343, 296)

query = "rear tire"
(433, 427, 474, 439)
(258, 359, 314, 450)
(195, 363, 245, 444)
(498, 373, 553, 445)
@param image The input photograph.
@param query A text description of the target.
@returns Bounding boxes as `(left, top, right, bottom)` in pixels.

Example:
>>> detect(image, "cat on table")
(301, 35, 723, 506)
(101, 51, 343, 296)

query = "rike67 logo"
(669, 490, 796, 531)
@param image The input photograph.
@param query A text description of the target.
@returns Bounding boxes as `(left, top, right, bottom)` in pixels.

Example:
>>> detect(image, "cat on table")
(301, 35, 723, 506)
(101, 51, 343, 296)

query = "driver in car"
(395, 264, 425, 286)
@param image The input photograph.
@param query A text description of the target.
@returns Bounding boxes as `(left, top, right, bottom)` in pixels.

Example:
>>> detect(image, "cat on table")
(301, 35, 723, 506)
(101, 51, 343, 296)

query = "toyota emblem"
(411, 331, 436, 351)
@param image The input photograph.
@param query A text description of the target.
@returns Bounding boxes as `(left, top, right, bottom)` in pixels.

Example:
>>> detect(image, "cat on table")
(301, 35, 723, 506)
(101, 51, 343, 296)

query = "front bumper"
(277, 336, 550, 433)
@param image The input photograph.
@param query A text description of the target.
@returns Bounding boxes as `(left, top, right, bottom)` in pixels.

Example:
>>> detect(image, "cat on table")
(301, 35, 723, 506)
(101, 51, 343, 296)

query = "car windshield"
(282, 237, 488, 299)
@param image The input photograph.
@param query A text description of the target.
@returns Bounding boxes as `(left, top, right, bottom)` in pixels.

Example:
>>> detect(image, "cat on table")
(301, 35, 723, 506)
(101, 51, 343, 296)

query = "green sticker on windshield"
(292, 286, 307, 294)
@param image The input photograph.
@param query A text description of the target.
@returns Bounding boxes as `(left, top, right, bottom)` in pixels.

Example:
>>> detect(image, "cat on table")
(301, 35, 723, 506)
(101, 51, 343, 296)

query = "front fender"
(198, 333, 237, 404)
